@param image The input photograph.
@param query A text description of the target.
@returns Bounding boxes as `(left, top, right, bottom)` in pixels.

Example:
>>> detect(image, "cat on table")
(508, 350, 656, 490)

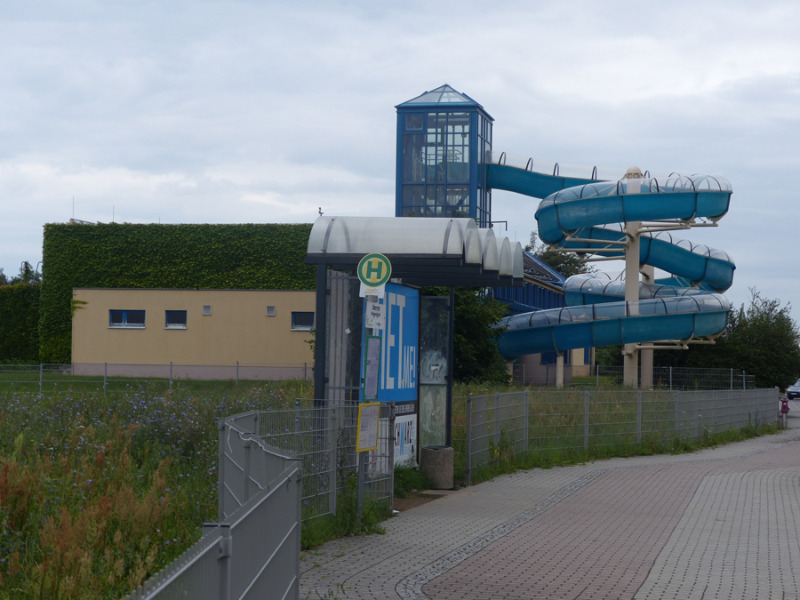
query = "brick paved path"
(301, 406, 800, 599)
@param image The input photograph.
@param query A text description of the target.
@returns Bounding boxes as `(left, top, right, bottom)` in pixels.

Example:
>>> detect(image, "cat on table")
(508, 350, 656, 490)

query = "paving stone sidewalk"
(300, 406, 800, 600)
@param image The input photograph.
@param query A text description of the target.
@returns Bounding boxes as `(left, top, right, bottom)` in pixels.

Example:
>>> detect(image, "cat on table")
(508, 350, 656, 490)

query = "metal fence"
(455, 387, 779, 484)
(126, 413, 303, 600)
(512, 364, 756, 389)
(591, 365, 757, 390)
(0, 362, 312, 396)
(254, 400, 395, 521)
(1, 363, 756, 395)
(125, 400, 394, 600)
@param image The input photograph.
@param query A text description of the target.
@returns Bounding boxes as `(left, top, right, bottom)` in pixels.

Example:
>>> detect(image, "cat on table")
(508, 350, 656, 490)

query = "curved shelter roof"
(306, 216, 523, 287)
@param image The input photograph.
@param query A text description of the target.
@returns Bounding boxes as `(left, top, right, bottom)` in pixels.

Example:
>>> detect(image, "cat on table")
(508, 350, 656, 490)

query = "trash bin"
(420, 445, 454, 490)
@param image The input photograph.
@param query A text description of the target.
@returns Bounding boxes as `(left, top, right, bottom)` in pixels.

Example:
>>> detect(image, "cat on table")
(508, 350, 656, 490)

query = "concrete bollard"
(420, 445, 454, 490)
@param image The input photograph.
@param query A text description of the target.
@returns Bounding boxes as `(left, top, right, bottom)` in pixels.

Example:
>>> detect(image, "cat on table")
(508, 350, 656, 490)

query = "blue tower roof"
(396, 84, 492, 117)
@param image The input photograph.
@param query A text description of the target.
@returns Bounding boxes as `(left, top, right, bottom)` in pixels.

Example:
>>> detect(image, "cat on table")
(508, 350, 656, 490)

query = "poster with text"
(362, 283, 418, 403)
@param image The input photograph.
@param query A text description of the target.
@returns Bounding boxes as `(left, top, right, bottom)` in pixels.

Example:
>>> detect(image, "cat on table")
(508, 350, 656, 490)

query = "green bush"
(0, 283, 39, 363)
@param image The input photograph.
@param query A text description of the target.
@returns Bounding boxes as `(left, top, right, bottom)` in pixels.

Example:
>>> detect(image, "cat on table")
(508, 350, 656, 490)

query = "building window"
(291, 311, 314, 330)
(406, 114, 423, 130)
(202, 305, 212, 316)
(266, 306, 276, 317)
(109, 309, 145, 328)
(165, 310, 187, 329)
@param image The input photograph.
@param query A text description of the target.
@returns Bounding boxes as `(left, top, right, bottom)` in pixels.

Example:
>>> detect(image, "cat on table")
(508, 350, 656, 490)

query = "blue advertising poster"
(362, 283, 418, 403)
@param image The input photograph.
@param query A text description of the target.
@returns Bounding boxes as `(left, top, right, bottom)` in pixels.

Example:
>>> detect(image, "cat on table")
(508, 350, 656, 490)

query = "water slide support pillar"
(556, 352, 564, 388)
(640, 265, 655, 389)
(623, 220, 640, 388)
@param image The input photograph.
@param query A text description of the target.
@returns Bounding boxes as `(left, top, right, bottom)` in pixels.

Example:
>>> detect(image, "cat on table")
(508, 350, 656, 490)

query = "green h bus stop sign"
(357, 253, 392, 288)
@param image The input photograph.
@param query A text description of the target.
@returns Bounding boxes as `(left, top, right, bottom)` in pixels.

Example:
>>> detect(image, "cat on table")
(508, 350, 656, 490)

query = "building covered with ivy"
(41, 222, 315, 376)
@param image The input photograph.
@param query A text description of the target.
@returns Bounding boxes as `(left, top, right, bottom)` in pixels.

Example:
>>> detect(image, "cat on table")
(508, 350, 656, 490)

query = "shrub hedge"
(0, 283, 40, 362)
(40, 223, 315, 363)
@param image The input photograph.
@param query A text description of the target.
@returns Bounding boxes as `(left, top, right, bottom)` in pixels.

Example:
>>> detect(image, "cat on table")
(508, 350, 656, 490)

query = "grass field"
(0, 379, 305, 599)
(0, 377, 779, 598)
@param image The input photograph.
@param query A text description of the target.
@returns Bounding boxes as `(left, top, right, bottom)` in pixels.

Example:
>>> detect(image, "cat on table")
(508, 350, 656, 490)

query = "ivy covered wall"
(41, 223, 315, 363)
(0, 283, 40, 363)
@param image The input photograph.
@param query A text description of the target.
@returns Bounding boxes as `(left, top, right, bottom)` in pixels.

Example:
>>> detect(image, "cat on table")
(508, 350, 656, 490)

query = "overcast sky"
(2, 1, 799, 319)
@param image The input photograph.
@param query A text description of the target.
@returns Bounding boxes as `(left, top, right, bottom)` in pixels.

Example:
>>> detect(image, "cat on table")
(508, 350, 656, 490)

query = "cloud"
(2, 0, 800, 314)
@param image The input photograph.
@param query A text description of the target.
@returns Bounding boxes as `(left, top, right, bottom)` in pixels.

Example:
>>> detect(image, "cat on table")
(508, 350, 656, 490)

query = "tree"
(453, 288, 510, 384)
(525, 232, 594, 278)
(655, 288, 800, 389)
(16, 261, 41, 284)
(424, 287, 510, 384)
(3, 261, 41, 285)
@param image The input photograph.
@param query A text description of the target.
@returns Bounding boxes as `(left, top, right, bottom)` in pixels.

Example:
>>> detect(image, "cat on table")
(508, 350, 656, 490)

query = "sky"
(2, 1, 799, 319)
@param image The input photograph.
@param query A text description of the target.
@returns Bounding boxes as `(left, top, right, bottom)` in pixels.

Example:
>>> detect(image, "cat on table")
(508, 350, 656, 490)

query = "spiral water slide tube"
(485, 158, 735, 358)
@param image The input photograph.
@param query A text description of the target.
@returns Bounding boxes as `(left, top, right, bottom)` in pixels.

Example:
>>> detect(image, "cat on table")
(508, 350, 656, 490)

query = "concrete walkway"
(300, 402, 800, 599)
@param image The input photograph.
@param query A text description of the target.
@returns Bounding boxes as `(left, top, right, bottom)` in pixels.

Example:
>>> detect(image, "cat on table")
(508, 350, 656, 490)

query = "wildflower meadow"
(0, 379, 305, 599)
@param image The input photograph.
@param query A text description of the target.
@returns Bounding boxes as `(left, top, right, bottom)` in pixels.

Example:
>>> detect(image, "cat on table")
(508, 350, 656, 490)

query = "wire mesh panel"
(125, 528, 225, 600)
(458, 387, 779, 483)
(363, 403, 395, 504)
(128, 427, 302, 600)
(528, 390, 587, 453)
(593, 365, 757, 390)
(640, 390, 679, 443)
(674, 388, 776, 438)
(254, 399, 394, 521)
(585, 390, 640, 448)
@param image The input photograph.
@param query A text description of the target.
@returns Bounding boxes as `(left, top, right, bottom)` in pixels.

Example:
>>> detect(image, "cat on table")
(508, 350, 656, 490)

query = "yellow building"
(71, 288, 315, 380)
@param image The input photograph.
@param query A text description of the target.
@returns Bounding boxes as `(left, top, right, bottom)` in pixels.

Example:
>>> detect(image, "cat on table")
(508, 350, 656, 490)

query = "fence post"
(742, 370, 746, 390)
(637, 390, 642, 444)
(218, 421, 227, 521)
(669, 366, 673, 390)
(169, 361, 173, 388)
(465, 394, 472, 485)
(328, 406, 337, 517)
(356, 452, 365, 529)
(584, 391, 590, 451)
(39, 363, 43, 396)
(103, 362, 108, 397)
(389, 402, 396, 504)
(243, 439, 253, 504)
(673, 390, 680, 437)
(252, 411, 259, 437)
(236, 361, 239, 384)
(524, 390, 530, 451)
(494, 392, 501, 453)
(217, 523, 232, 600)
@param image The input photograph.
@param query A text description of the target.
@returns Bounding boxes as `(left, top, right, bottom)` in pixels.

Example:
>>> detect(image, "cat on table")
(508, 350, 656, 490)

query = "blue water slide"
(485, 159, 735, 358)
(562, 274, 715, 306)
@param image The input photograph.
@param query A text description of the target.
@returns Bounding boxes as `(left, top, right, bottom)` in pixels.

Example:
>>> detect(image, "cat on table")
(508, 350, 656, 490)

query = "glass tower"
(395, 84, 494, 227)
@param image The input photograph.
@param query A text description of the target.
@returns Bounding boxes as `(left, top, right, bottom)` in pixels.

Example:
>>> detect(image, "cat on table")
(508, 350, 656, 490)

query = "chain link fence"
(591, 365, 756, 390)
(0, 362, 312, 397)
(512, 364, 757, 390)
(454, 387, 778, 484)
(253, 400, 395, 522)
